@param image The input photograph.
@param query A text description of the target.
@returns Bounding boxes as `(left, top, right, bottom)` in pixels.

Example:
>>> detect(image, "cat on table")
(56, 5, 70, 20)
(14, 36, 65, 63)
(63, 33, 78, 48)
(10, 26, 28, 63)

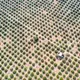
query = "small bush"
(61, 68, 64, 72)
(69, 74, 72, 78)
(0, 70, 2, 74)
(7, 78, 11, 80)
(78, 48, 80, 51)
(73, 76, 76, 80)
(78, 69, 80, 73)
(58, 72, 62, 75)
(24, 67, 27, 71)
(10, 74, 14, 78)
(31, 72, 34, 77)
(13, 70, 16, 74)
(75, 73, 78, 77)
(54, 63, 57, 67)
(5, 75, 8, 79)
(34, 36, 38, 43)
(60, 77, 63, 80)
(56, 75, 59, 78)
(43, 77, 47, 80)
(71, 70, 74, 74)
(28, 77, 32, 80)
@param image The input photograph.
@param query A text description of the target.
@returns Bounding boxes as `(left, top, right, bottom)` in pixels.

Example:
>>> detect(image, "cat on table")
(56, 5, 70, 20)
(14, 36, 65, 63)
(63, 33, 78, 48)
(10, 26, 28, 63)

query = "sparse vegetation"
(0, 0, 79, 80)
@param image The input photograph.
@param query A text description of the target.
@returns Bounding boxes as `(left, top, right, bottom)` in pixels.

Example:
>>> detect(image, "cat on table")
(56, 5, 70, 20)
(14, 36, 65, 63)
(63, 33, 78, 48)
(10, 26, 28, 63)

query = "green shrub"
(40, 74, 43, 78)
(7, 78, 11, 80)
(43, 77, 47, 80)
(67, 67, 70, 71)
(60, 77, 63, 80)
(65, 71, 68, 74)
(50, 76, 53, 79)
(0, 70, 2, 74)
(77, 44, 80, 47)
(19, 0, 23, 2)
(78, 69, 80, 73)
(61, 68, 64, 72)
(34, 36, 38, 43)
(2, 73, 4, 77)
(29, 66, 32, 70)
(13, 70, 16, 74)
(78, 48, 80, 51)
(46, 73, 49, 76)
(76, 64, 79, 67)
(20, 76, 22, 79)
(63, 74, 65, 78)
(52, 72, 55, 76)
(71, 70, 74, 74)
(56, 75, 59, 78)
(54, 63, 57, 67)
(28, 77, 32, 80)
(5, 75, 8, 79)
(38, 78, 40, 80)
(75, 73, 78, 77)
(24, 67, 27, 71)
(10, 74, 14, 78)
(58, 72, 62, 75)
(31, 72, 34, 77)
(48, 70, 51, 73)
(36, 71, 39, 75)
(45, 67, 49, 71)
(34, 75, 37, 79)
(69, 74, 72, 78)
(73, 76, 76, 80)
(66, 77, 69, 80)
